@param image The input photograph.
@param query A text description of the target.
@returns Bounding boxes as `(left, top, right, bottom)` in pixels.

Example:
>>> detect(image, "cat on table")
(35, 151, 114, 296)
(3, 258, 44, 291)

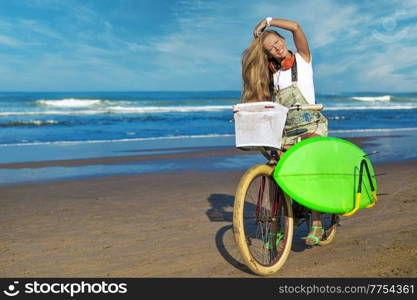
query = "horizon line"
(0, 90, 416, 94)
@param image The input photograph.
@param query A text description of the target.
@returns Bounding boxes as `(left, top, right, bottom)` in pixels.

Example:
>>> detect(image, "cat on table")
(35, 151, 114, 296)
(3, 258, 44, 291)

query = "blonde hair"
(241, 30, 284, 102)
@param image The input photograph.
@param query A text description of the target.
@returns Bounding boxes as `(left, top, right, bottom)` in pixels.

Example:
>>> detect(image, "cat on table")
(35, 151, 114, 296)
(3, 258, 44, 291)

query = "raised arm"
(253, 18, 311, 62)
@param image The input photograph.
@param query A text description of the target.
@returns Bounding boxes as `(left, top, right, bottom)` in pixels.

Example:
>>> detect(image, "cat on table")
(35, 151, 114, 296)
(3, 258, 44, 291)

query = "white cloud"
(143, 0, 247, 88)
(19, 19, 63, 40)
(246, 0, 367, 49)
(0, 35, 22, 47)
(1, 0, 416, 91)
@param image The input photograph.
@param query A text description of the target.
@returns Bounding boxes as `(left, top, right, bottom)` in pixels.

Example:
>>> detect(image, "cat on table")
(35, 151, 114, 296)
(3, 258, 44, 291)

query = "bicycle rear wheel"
(233, 164, 294, 276)
(319, 213, 338, 245)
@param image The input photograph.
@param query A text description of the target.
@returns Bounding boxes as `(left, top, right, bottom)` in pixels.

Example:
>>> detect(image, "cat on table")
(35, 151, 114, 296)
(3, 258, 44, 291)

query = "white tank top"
(272, 52, 316, 104)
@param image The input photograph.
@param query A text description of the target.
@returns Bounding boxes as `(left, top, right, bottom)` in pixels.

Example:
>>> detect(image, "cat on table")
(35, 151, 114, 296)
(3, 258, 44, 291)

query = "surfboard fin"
(363, 151, 378, 157)
(341, 193, 361, 217)
(341, 159, 378, 217)
(365, 191, 378, 208)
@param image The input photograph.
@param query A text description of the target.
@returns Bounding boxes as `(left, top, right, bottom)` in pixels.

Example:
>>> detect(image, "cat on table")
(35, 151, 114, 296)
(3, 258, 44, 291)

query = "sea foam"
(36, 98, 103, 107)
(324, 105, 417, 111)
(0, 120, 60, 127)
(351, 95, 391, 101)
(0, 105, 233, 116)
(0, 134, 235, 147)
(1, 104, 416, 116)
(330, 127, 417, 133)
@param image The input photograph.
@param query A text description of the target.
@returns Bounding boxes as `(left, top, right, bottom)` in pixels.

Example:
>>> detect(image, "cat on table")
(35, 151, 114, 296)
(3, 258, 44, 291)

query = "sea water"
(0, 91, 416, 146)
(0, 91, 416, 184)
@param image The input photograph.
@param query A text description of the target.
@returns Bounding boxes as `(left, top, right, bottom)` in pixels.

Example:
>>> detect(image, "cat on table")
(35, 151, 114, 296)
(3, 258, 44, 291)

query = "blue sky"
(0, 0, 416, 93)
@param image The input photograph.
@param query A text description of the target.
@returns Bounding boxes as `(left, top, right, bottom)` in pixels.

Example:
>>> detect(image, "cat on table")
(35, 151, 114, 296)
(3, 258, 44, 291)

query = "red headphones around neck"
(268, 52, 295, 73)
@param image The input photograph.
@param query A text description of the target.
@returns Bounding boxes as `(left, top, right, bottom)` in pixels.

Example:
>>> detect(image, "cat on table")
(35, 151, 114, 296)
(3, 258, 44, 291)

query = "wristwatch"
(266, 17, 272, 27)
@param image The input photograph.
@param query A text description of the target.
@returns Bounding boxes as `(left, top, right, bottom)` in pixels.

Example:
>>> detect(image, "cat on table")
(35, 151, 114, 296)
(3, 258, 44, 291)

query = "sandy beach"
(1, 136, 416, 278)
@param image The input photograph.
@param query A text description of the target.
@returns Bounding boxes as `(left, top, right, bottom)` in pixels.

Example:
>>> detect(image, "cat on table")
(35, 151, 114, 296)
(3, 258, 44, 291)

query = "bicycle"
(232, 103, 339, 276)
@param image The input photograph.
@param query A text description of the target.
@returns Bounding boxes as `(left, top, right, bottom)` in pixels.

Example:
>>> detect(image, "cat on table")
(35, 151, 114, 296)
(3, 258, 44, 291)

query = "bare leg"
(311, 210, 322, 226)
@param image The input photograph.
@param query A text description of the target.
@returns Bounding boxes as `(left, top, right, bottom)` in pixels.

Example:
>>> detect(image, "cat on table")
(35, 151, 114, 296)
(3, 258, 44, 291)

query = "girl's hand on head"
(253, 19, 267, 38)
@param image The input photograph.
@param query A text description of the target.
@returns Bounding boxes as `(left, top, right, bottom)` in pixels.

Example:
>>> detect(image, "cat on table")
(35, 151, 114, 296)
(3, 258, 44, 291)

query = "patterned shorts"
(281, 116, 328, 146)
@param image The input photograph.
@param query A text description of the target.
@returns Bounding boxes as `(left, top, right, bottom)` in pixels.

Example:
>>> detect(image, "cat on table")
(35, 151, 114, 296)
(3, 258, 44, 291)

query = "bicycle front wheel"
(233, 164, 294, 276)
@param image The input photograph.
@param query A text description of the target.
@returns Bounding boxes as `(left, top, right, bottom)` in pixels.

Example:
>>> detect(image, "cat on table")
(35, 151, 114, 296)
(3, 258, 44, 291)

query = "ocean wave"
(330, 127, 417, 133)
(324, 105, 417, 111)
(0, 105, 233, 116)
(1, 104, 416, 116)
(35, 98, 132, 108)
(0, 134, 235, 147)
(0, 110, 100, 116)
(106, 105, 231, 113)
(36, 98, 103, 107)
(0, 120, 60, 127)
(327, 116, 347, 120)
(2, 128, 417, 147)
(350, 95, 391, 101)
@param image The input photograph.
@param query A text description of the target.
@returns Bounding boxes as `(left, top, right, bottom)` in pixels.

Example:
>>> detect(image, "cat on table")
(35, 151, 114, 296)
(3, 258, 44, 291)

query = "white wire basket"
(233, 101, 288, 150)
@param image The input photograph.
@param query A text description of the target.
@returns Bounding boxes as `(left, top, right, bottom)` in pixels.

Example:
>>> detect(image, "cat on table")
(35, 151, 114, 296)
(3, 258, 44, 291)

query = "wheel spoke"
(242, 173, 288, 265)
(234, 165, 294, 275)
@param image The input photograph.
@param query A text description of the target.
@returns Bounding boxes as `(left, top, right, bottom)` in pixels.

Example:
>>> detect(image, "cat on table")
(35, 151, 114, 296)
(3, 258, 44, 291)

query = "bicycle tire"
(233, 164, 294, 276)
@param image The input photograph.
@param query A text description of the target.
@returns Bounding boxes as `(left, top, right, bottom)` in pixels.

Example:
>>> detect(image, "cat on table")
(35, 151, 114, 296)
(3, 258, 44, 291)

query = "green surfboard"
(273, 137, 378, 214)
